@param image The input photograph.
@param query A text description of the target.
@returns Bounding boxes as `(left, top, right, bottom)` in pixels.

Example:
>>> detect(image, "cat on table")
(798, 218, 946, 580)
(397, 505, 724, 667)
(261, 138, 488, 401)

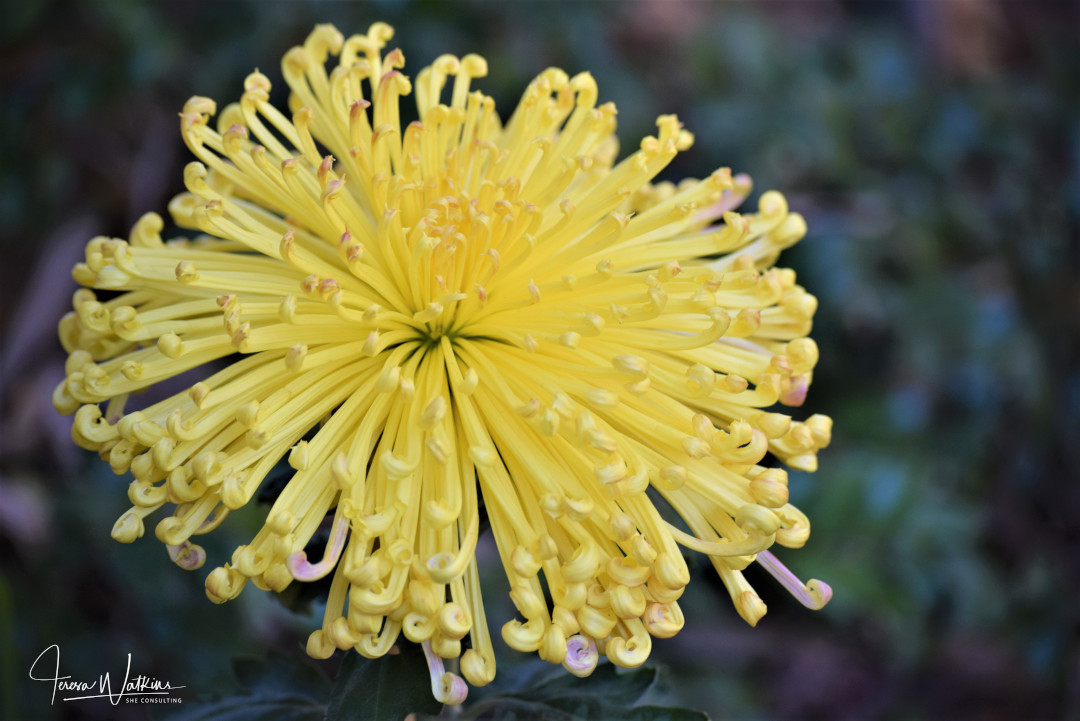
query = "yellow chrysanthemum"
(55, 23, 831, 703)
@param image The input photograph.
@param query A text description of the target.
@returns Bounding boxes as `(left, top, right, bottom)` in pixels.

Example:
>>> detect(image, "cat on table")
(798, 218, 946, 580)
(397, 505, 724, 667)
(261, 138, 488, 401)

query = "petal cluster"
(55, 23, 831, 702)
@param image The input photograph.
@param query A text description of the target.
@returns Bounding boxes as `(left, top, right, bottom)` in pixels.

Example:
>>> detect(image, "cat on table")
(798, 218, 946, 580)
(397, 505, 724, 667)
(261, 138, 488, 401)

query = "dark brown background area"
(2, 1, 1078, 719)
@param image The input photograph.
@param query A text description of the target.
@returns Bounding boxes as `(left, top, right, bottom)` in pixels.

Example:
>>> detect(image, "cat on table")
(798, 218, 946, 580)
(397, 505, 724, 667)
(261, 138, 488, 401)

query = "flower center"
(401, 185, 536, 351)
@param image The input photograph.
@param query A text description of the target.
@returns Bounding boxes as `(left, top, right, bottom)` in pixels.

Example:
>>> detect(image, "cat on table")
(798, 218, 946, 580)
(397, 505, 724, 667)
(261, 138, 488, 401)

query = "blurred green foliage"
(1, 1, 1077, 719)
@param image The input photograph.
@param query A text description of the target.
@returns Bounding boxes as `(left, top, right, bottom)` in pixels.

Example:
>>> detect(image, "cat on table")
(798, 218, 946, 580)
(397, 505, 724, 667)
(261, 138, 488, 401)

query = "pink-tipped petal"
(287, 512, 349, 581)
(562, 635, 598, 677)
(756, 549, 832, 609)
(422, 640, 468, 704)
(166, 540, 206, 570)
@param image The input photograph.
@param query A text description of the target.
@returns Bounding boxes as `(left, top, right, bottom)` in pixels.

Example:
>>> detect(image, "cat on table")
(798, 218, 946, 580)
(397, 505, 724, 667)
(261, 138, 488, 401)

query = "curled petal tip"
(167, 541, 206, 570)
(562, 635, 599, 677)
(287, 512, 350, 581)
(805, 578, 833, 609)
(285, 550, 313, 578)
(756, 550, 832, 611)
(422, 641, 468, 705)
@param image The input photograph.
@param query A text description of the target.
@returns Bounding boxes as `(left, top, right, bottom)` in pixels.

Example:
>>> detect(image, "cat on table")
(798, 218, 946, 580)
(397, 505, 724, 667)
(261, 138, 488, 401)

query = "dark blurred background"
(2, 1, 1078, 719)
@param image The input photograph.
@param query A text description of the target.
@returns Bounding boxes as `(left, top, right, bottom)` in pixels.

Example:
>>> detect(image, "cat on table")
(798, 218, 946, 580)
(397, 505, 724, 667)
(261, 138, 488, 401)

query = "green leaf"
(454, 662, 709, 721)
(619, 705, 710, 721)
(160, 654, 330, 721)
(325, 642, 444, 721)
(459, 696, 710, 721)
(519, 664, 657, 706)
(159, 695, 326, 721)
(232, 653, 331, 698)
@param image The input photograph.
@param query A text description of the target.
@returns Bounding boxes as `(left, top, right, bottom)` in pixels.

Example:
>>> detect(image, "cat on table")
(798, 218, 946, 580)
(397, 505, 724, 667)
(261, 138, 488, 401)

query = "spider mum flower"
(55, 23, 832, 703)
